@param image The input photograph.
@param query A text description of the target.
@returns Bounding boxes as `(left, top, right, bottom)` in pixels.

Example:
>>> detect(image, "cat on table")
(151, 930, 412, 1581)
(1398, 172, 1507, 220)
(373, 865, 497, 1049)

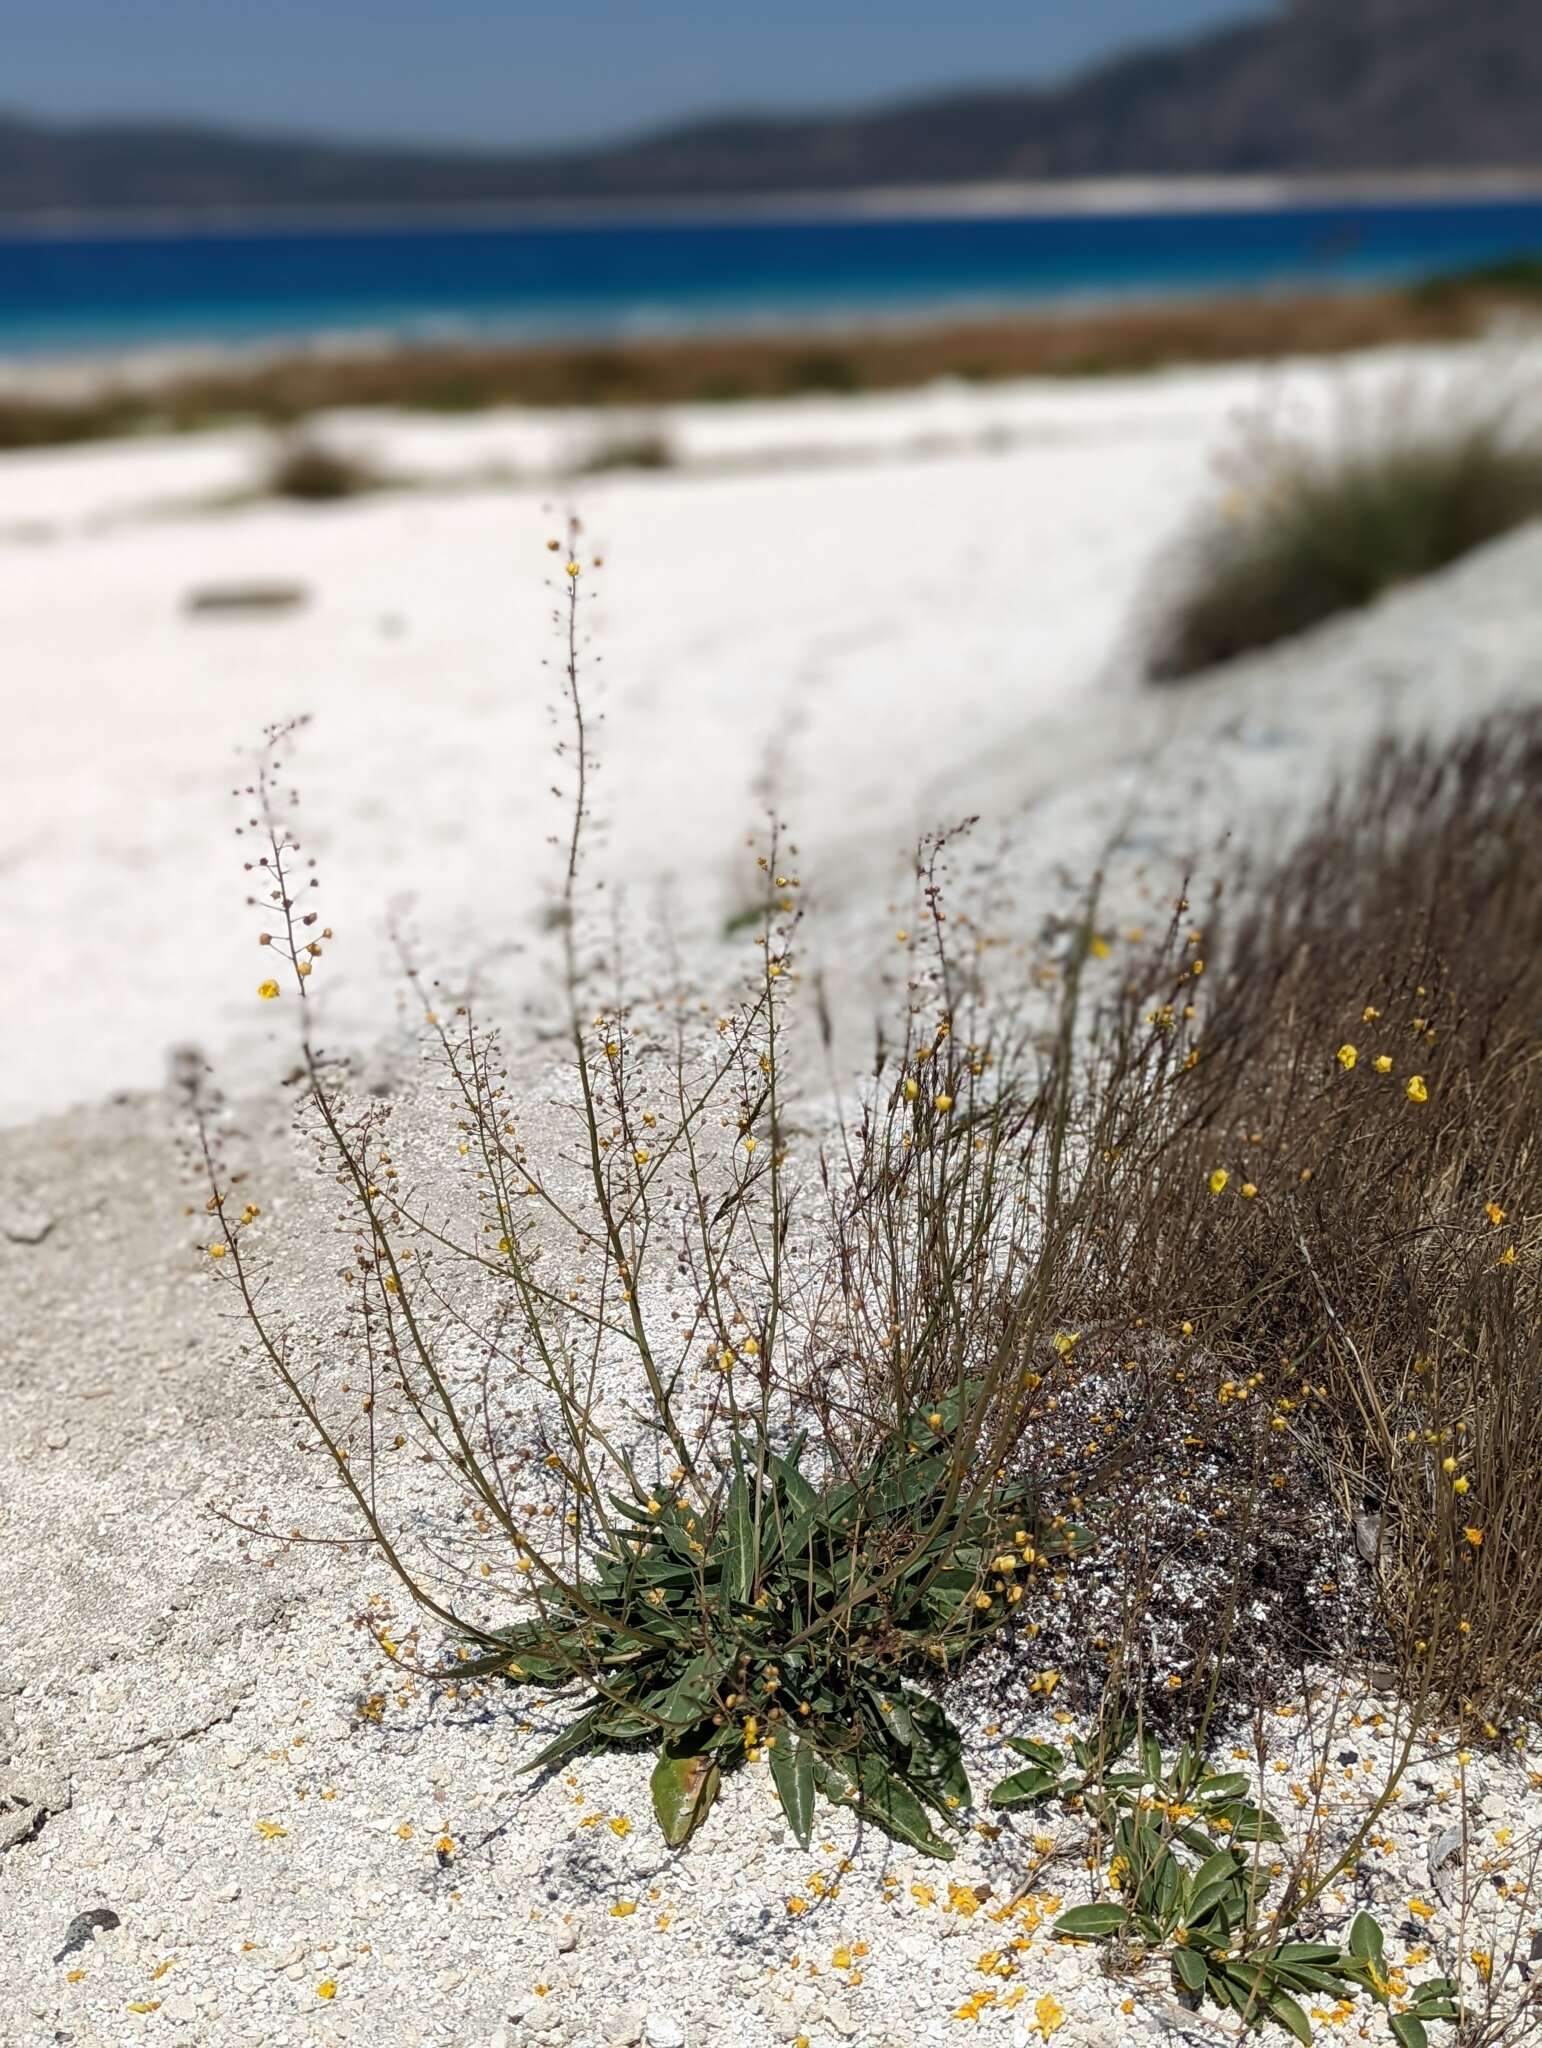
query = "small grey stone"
(554, 1922, 579, 1953)
(643, 2016, 686, 2048)
(600, 2010, 644, 2048)
(1428, 1822, 1465, 1901)
(53, 1907, 120, 1963)
(2, 1200, 55, 1246)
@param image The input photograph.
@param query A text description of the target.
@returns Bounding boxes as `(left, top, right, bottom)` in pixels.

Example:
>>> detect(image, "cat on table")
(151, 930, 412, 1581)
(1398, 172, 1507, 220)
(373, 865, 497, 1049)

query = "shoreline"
(4, 166, 1542, 241)
(1, 272, 1538, 442)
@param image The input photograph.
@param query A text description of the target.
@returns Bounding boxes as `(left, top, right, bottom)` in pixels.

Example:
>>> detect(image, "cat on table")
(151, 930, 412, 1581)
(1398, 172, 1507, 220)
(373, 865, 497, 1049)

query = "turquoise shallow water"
(2, 195, 1540, 356)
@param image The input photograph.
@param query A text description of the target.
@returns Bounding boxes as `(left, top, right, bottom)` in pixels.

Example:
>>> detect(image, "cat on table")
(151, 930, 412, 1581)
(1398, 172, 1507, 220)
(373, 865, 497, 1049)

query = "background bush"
(1149, 393, 1542, 678)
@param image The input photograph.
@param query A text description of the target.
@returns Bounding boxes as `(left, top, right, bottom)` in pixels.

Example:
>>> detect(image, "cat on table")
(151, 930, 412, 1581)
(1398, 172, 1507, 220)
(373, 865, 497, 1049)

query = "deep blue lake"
(2, 195, 1540, 356)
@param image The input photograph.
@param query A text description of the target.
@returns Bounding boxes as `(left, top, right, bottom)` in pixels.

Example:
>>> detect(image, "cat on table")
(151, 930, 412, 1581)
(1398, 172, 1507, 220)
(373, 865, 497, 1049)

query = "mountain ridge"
(1, 0, 1537, 219)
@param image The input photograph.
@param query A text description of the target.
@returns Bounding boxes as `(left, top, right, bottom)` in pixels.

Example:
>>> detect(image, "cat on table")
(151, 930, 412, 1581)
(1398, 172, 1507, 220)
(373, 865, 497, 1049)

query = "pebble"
(643, 2015, 687, 2048)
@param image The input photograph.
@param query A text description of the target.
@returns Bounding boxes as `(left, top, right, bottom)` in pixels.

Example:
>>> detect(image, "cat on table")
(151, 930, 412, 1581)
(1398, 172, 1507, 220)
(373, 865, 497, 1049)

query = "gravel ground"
(4, 1085, 1541, 2048)
(7, 1037, 1542, 2045)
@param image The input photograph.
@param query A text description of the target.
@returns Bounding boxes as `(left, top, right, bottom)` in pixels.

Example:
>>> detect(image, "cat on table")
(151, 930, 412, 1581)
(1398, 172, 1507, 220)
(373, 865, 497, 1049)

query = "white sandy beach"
(6, 337, 1539, 1131)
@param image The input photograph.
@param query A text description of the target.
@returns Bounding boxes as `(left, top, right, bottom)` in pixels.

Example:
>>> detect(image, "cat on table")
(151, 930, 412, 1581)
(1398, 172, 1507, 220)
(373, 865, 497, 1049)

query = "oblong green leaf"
(1267, 1987, 1313, 2046)
(813, 1754, 955, 1860)
(650, 1749, 721, 1848)
(1197, 1772, 1251, 1803)
(1172, 1945, 1208, 1994)
(1004, 1737, 1064, 1768)
(722, 1474, 757, 1605)
(1053, 1903, 1130, 1940)
(989, 1764, 1062, 1809)
(768, 1736, 815, 1849)
(905, 1695, 971, 1811)
(519, 1700, 603, 1776)
(1348, 1911, 1384, 1965)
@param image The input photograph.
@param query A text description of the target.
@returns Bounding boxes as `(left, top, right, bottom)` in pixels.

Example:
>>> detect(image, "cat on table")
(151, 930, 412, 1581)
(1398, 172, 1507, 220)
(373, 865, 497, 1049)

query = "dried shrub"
(261, 435, 385, 502)
(1090, 713, 1542, 1725)
(574, 430, 675, 474)
(1149, 397, 1542, 679)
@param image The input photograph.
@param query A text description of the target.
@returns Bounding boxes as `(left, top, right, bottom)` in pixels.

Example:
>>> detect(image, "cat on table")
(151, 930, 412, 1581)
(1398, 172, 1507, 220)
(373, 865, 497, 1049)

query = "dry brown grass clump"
(260, 435, 386, 502)
(1148, 397, 1542, 678)
(1085, 713, 1542, 1725)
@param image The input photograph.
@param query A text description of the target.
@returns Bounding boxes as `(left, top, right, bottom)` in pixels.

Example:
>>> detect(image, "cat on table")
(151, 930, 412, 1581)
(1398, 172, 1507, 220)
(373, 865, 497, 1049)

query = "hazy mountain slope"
(0, 0, 1536, 216)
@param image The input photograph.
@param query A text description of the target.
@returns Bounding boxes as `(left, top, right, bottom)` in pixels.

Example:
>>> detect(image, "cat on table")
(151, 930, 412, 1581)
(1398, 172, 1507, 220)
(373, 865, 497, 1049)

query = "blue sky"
(7, 1, 1271, 149)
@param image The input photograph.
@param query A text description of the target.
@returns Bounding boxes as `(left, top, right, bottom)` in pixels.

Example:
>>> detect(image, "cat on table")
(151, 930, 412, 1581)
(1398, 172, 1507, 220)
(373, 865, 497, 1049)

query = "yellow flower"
(1336, 1044, 1358, 1070)
(934, 1093, 954, 1113)
(208, 1242, 227, 1259)
(610, 1900, 637, 1917)
(903, 1077, 919, 1101)
(565, 560, 582, 578)
(1453, 1476, 1470, 1495)
(608, 1816, 631, 1838)
(1464, 1526, 1484, 1547)
(1406, 1075, 1428, 1104)
(316, 1981, 337, 2001)
(1241, 1182, 1258, 1200)
(1362, 1005, 1382, 1021)
(1485, 1201, 1506, 1227)
(253, 1819, 288, 1840)
(1208, 1167, 1229, 1195)
(1031, 1993, 1067, 2039)
(633, 1148, 650, 1166)
(258, 979, 281, 1000)
(1373, 1055, 1392, 1074)
(1496, 1245, 1517, 1267)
